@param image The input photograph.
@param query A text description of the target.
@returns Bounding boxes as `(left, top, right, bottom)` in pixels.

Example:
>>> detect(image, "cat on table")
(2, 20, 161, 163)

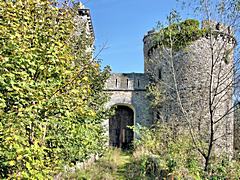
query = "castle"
(79, 6, 238, 154)
(105, 21, 237, 154)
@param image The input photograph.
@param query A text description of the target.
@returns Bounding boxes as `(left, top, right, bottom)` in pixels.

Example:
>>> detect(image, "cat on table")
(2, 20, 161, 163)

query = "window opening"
(158, 68, 162, 79)
(216, 23, 220, 30)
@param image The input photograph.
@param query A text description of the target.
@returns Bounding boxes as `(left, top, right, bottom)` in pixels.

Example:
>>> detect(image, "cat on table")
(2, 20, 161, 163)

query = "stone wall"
(104, 73, 152, 140)
(143, 21, 236, 155)
(105, 73, 149, 90)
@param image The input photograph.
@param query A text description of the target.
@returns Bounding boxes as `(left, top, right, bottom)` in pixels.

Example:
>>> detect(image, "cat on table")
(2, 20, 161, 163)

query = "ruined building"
(105, 21, 237, 154)
(79, 7, 238, 154)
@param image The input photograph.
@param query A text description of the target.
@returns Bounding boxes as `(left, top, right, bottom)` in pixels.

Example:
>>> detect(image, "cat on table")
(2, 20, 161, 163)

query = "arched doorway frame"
(108, 103, 136, 147)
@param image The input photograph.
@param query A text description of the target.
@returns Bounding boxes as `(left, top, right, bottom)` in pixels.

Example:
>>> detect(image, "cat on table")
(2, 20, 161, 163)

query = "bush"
(130, 123, 240, 179)
(0, 1, 110, 178)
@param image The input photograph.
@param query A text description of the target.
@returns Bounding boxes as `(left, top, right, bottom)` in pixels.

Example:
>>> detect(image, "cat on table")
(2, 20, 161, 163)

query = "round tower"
(143, 20, 236, 155)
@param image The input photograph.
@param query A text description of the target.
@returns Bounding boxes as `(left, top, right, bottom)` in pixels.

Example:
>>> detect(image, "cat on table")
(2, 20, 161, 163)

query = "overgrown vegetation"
(64, 125, 240, 179)
(62, 148, 131, 180)
(129, 124, 240, 179)
(148, 19, 208, 54)
(0, 0, 110, 178)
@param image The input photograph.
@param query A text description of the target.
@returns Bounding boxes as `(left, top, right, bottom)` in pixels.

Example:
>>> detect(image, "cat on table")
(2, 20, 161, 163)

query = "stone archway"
(109, 105, 134, 149)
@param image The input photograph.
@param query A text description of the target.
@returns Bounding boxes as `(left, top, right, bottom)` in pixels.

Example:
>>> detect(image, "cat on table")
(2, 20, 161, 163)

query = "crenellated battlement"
(105, 73, 149, 91)
(202, 20, 236, 45)
(77, 7, 95, 39)
(143, 20, 237, 58)
(104, 73, 152, 127)
(202, 20, 232, 34)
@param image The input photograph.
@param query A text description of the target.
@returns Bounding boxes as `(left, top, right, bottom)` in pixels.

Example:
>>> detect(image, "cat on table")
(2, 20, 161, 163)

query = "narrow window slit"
(137, 79, 140, 87)
(158, 68, 162, 79)
(127, 79, 129, 88)
(115, 79, 118, 88)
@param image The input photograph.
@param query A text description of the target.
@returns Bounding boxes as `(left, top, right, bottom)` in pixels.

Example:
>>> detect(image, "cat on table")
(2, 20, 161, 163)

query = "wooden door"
(109, 106, 134, 149)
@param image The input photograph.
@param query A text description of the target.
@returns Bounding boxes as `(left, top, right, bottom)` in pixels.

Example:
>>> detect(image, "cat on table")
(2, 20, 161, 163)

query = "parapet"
(143, 20, 237, 58)
(105, 73, 149, 91)
(202, 20, 236, 45)
(202, 20, 232, 34)
(78, 8, 94, 39)
(143, 29, 157, 45)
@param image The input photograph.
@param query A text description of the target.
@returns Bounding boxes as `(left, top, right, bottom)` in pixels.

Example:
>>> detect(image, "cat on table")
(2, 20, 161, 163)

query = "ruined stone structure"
(105, 20, 237, 154)
(76, 5, 95, 57)
(79, 4, 238, 154)
(77, 3, 94, 39)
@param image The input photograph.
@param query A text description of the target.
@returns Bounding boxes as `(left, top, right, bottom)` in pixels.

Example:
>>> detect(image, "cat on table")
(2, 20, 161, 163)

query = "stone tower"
(143, 20, 236, 155)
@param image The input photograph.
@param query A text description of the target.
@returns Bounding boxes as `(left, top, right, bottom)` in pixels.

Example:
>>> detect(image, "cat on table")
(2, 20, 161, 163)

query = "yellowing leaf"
(26, 162, 31, 170)
(82, 76, 88, 81)
(9, 160, 15, 166)
(17, 155, 23, 161)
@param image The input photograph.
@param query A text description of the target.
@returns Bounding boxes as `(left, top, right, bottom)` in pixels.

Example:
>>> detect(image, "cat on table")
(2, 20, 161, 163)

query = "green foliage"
(60, 145, 240, 179)
(206, 155, 240, 179)
(0, 0, 110, 178)
(63, 148, 130, 180)
(129, 123, 240, 179)
(131, 123, 202, 179)
(150, 19, 207, 53)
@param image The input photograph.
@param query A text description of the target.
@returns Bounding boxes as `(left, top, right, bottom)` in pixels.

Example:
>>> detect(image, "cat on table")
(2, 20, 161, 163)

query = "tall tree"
(0, 0, 110, 178)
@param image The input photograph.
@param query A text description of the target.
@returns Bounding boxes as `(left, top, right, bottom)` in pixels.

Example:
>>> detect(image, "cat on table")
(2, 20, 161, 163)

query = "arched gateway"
(109, 105, 134, 149)
(104, 73, 152, 149)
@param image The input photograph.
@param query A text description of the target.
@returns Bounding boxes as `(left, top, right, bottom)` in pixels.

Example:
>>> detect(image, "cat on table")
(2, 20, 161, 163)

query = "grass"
(62, 148, 132, 180)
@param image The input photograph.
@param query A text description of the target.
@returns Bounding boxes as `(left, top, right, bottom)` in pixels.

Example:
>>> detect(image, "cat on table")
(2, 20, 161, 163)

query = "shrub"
(0, 1, 110, 178)
(131, 123, 240, 179)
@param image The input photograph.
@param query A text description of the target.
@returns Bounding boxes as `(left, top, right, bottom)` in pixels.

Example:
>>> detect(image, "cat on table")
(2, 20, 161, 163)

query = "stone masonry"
(105, 20, 238, 155)
(105, 73, 152, 126)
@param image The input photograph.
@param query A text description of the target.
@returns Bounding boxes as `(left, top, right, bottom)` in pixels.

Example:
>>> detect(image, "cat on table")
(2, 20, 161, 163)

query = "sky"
(80, 0, 192, 73)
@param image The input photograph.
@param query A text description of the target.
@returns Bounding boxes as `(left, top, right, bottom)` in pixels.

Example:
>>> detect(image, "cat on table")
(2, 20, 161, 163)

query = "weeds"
(62, 148, 131, 180)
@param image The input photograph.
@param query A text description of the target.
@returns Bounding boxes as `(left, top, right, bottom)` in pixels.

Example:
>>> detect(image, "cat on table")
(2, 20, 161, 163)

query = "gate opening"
(109, 105, 134, 149)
